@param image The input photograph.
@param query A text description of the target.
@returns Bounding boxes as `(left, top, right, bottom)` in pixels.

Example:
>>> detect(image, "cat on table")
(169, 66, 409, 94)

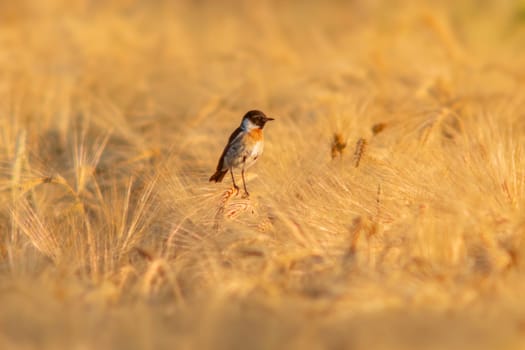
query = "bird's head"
(241, 110, 274, 130)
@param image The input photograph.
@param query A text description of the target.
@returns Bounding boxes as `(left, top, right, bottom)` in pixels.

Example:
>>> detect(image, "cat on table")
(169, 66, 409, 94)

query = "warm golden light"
(1, 0, 524, 349)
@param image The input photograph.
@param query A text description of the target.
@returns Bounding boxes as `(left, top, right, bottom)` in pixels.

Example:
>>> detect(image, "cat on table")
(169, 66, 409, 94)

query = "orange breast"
(247, 128, 263, 141)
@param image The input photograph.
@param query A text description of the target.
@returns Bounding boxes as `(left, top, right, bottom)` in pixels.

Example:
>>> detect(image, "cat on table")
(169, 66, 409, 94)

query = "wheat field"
(1, 0, 525, 349)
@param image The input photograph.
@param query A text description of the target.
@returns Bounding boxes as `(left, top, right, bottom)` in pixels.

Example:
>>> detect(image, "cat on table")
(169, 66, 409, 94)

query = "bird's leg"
(230, 168, 239, 195)
(241, 157, 249, 198)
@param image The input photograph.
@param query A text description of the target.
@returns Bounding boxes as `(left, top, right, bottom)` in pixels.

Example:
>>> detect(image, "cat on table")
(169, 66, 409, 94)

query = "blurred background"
(1, 0, 525, 349)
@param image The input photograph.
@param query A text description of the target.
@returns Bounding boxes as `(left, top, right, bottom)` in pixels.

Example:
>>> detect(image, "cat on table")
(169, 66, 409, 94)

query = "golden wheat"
(0, 0, 525, 349)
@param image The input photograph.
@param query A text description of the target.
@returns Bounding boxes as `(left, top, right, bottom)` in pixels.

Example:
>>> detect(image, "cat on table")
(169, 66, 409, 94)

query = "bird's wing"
(215, 127, 243, 171)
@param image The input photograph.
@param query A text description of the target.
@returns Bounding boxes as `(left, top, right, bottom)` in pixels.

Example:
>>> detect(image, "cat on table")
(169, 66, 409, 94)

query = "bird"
(209, 110, 274, 197)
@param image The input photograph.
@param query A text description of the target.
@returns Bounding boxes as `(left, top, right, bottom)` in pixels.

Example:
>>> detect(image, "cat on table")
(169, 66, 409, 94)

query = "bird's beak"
(266, 117, 275, 121)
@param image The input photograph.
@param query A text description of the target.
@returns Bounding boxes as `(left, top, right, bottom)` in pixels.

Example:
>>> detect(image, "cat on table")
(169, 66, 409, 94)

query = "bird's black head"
(242, 110, 275, 130)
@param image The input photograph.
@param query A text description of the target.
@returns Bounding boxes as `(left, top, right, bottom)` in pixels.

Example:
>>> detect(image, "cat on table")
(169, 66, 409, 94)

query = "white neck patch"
(241, 118, 258, 131)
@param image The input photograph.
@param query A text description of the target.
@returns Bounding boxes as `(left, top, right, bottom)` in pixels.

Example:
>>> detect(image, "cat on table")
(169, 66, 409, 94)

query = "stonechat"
(209, 110, 274, 197)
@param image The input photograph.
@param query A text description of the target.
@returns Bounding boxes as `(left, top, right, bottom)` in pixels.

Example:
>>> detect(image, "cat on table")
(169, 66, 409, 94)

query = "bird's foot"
(232, 185, 240, 196)
(241, 191, 250, 199)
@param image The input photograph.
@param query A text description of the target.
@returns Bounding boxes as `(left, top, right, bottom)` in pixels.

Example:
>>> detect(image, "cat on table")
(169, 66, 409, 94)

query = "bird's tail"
(209, 169, 227, 182)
